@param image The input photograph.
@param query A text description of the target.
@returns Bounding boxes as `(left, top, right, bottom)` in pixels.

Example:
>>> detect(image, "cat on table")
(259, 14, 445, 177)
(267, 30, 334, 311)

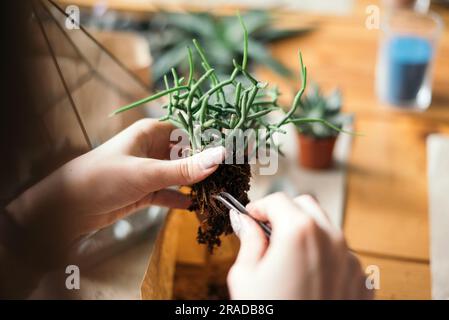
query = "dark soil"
(189, 163, 251, 252)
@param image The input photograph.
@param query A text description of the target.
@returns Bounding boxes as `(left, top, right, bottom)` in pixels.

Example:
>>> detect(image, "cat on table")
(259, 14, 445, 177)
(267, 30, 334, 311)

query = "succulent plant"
(111, 15, 342, 251)
(294, 83, 353, 139)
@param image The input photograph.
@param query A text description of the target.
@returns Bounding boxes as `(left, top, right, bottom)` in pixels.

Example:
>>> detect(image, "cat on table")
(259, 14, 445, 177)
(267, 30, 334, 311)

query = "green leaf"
(239, 10, 271, 34)
(326, 89, 342, 113)
(289, 118, 361, 137)
(155, 12, 215, 38)
(151, 41, 189, 83)
(255, 27, 314, 43)
(111, 85, 189, 115)
(224, 10, 270, 42)
(245, 39, 293, 77)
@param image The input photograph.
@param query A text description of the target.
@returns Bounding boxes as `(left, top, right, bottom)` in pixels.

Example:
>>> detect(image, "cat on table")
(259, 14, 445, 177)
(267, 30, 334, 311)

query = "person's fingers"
(80, 189, 190, 233)
(246, 192, 308, 231)
(143, 146, 226, 189)
(144, 121, 180, 159)
(339, 252, 374, 300)
(341, 253, 363, 299)
(80, 200, 147, 231)
(293, 195, 334, 232)
(230, 210, 268, 267)
(108, 119, 173, 158)
(76, 211, 126, 235)
(146, 188, 191, 208)
(352, 259, 375, 300)
(113, 188, 191, 214)
(362, 280, 375, 300)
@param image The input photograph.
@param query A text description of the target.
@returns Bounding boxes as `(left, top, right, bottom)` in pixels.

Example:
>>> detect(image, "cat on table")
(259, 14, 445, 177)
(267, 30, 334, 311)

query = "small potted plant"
(293, 83, 352, 170)
(111, 16, 342, 251)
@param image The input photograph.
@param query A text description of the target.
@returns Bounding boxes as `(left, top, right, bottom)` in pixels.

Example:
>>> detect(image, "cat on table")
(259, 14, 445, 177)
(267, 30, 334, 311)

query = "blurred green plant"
(292, 83, 353, 139)
(148, 10, 313, 85)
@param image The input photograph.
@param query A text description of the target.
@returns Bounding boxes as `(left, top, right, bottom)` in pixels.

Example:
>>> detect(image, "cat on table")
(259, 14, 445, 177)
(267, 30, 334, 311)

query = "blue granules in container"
(386, 36, 432, 105)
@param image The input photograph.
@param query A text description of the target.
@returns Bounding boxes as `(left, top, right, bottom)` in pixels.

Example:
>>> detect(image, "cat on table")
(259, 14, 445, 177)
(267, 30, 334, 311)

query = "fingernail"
(198, 146, 225, 170)
(229, 209, 242, 237)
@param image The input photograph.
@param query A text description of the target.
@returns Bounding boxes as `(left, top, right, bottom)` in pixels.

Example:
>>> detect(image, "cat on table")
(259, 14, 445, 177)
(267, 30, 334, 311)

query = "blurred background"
(9, 0, 449, 300)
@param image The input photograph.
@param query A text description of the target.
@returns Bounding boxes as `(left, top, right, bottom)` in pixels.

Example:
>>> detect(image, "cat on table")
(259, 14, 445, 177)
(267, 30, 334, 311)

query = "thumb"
(231, 210, 268, 267)
(150, 146, 226, 187)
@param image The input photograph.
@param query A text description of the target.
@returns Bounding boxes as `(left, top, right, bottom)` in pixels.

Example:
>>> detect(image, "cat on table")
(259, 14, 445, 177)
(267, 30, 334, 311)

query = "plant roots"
(189, 163, 251, 252)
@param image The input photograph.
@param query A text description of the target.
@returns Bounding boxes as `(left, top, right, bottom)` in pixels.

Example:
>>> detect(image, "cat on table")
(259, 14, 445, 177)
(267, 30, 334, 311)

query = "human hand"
(7, 119, 225, 247)
(227, 193, 373, 300)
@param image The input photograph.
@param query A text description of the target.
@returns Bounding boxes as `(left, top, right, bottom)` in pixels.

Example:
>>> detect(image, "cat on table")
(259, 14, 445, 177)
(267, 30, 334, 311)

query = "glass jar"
(376, 10, 443, 110)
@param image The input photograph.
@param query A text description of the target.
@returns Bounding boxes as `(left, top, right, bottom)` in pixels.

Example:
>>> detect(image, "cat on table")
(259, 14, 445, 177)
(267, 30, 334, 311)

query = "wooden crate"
(141, 209, 239, 299)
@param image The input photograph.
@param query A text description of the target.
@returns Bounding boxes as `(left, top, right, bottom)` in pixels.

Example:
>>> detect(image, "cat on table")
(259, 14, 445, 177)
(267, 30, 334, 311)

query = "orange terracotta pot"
(297, 133, 337, 170)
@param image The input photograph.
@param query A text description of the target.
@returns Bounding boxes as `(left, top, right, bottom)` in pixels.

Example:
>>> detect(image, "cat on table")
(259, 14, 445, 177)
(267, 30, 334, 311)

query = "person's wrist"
(6, 159, 83, 227)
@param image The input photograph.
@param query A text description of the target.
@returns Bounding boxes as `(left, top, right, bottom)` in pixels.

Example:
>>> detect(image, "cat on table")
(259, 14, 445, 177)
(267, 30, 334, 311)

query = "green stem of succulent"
(278, 51, 307, 127)
(234, 82, 242, 117)
(164, 75, 172, 110)
(288, 118, 361, 136)
(187, 46, 194, 87)
(192, 39, 226, 105)
(110, 86, 189, 116)
(238, 12, 249, 71)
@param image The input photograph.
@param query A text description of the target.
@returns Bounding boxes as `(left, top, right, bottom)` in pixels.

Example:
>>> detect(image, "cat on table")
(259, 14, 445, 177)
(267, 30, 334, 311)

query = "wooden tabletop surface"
(58, 0, 449, 299)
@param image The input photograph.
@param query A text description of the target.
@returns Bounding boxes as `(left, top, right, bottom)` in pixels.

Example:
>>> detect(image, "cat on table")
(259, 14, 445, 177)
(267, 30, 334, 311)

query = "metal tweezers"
(212, 192, 271, 238)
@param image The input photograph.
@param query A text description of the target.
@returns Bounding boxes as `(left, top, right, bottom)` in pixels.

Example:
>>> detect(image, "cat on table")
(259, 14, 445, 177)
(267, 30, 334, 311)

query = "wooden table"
(58, 0, 449, 299)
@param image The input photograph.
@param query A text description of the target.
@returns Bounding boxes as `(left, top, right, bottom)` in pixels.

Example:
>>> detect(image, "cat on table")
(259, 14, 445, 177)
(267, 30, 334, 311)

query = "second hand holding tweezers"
(212, 191, 272, 238)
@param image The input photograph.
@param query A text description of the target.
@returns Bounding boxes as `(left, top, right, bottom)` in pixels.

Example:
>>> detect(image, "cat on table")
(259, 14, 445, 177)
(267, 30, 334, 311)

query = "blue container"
(376, 10, 443, 110)
(386, 36, 432, 104)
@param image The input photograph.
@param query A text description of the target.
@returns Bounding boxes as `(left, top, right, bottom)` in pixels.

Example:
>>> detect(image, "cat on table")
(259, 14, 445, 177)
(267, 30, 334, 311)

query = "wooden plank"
(172, 234, 239, 300)
(141, 210, 181, 299)
(175, 211, 207, 265)
(173, 208, 239, 299)
(345, 118, 449, 260)
(56, 0, 248, 14)
(141, 205, 239, 300)
(357, 253, 431, 300)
